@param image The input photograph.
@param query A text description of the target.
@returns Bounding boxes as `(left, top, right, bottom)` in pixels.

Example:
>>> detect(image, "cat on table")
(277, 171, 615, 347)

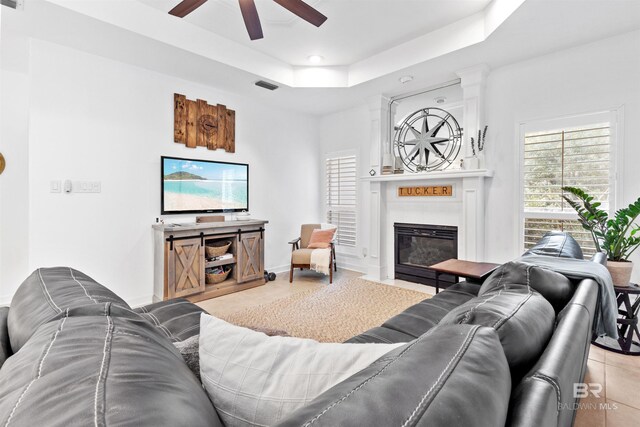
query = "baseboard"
(127, 294, 155, 309)
(0, 294, 12, 307)
(266, 264, 291, 274)
(338, 260, 367, 274)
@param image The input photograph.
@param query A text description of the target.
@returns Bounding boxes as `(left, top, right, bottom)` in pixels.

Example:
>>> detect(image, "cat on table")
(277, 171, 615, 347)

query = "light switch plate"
(50, 180, 61, 193)
(73, 181, 101, 193)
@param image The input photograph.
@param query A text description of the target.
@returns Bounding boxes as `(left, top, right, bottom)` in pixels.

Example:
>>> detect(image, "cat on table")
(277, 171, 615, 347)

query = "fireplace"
(394, 223, 458, 288)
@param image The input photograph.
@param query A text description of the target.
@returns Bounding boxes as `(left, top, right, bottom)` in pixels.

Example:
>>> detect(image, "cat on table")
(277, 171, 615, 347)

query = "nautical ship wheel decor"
(393, 107, 463, 173)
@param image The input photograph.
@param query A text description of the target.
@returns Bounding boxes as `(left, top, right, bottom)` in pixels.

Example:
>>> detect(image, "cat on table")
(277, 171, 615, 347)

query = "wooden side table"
(593, 283, 640, 355)
(428, 259, 501, 294)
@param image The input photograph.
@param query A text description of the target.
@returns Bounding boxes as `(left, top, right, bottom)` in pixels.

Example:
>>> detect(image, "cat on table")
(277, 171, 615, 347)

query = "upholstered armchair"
(289, 224, 337, 284)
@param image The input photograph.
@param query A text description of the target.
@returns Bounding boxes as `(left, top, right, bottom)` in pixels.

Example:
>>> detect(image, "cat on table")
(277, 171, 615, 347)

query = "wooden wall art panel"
(174, 93, 235, 153)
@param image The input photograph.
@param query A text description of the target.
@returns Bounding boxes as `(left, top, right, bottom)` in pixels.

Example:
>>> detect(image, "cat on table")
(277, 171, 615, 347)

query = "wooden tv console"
(152, 220, 268, 303)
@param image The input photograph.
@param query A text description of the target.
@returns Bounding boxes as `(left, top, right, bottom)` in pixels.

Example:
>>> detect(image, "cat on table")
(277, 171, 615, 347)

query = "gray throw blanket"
(520, 255, 619, 339)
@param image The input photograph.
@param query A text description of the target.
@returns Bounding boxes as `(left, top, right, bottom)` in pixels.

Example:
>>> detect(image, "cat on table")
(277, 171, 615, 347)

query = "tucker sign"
(398, 185, 453, 197)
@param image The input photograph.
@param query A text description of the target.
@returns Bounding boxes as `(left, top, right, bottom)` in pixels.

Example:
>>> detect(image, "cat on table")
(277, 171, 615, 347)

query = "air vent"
(1, 0, 22, 10)
(255, 80, 279, 91)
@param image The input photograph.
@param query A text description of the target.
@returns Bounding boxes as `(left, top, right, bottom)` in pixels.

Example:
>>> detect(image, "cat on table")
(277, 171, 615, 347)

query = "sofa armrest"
(590, 252, 607, 266)
(0, 306, 11, 368)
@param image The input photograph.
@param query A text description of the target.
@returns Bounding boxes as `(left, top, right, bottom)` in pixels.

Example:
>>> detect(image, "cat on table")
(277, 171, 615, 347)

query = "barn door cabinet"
(237, 231, 264, 283)
(153, 220, 268, 303)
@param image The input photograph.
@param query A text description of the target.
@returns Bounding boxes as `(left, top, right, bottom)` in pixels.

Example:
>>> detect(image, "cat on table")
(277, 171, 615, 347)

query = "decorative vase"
(466, 156, 479, 170)
(477, 152, 485, 169)
(607, 260, 633, 287)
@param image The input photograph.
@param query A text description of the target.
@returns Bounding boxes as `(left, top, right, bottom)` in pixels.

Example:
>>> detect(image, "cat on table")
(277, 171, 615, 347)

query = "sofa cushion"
(276, 324, 511, 427)
(523, 231, 584, 259)
(479, 261, 575, 314)
(0, 307, 10, 369)
(134, 298, 207, 342)
(199, 314, 402, 427)
(345, 326, 416, 344)
(0, 314, 223, 427)
(7, 267, 130, 353)
(346, 281, 480, 344)
(439, 286, 555, 380)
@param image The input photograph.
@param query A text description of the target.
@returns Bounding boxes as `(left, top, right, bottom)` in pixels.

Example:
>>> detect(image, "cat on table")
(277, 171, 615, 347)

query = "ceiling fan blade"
(239, 0, 264, 40)
(273, 0, 327, 27)
(168, 0, 207, 18)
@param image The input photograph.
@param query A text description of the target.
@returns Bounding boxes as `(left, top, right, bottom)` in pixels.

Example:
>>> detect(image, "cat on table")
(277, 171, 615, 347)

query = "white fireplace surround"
(362, 170, 493, 281)
(362, 65, 493, 282)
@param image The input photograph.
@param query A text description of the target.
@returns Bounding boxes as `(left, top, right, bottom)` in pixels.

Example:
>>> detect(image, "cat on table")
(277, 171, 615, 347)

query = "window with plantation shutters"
(521, 112, 616, 258)
(326, 154, 357, 247)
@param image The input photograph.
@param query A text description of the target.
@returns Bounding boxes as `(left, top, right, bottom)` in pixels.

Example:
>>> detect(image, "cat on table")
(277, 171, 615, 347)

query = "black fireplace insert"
(394, 223, 458, 288)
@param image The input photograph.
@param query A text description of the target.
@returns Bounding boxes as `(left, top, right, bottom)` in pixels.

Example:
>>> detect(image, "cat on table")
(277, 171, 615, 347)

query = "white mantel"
(362, 170, 493, 281)
(362, 169, 494, 182)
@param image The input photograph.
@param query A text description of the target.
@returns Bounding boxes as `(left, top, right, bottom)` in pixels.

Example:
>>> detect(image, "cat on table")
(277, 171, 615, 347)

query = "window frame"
(324, 149, 358, 253)
(517, 108, 623, 255)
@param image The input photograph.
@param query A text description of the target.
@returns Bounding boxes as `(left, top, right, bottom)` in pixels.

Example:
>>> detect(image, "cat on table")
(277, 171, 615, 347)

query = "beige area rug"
(219, 278, 430, 343)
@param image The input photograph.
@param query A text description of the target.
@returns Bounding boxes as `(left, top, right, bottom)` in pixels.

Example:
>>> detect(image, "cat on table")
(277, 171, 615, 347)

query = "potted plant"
(562, 186, 640, 286)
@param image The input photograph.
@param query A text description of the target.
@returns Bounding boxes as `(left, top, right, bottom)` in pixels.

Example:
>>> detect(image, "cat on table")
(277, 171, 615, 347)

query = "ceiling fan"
(169, 0, 328, 41)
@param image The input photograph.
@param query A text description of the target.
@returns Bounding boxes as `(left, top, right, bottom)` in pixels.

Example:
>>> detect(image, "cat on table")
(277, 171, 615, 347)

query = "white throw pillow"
(199, 313, 403, 427)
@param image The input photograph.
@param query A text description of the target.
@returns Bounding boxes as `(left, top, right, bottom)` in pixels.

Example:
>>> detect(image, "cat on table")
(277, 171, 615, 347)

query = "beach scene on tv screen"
(163, 158, 248, 211)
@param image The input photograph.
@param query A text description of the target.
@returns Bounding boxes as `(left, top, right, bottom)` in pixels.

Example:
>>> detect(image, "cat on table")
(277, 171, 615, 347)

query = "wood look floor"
(197, 269, 639, 426)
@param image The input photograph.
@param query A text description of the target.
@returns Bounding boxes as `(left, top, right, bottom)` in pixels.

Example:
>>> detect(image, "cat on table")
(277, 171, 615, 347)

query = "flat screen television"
(161, 156, 248, 214)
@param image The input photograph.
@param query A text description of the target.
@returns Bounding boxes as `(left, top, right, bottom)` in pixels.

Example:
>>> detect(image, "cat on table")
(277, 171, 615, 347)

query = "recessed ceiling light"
(308, 55, 324, 64)
(435, 96, 447, 104)
(399, 75, 414, 84)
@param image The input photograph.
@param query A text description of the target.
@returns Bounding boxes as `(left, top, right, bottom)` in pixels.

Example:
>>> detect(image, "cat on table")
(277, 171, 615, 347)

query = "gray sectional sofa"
(0, 232, 602, 426)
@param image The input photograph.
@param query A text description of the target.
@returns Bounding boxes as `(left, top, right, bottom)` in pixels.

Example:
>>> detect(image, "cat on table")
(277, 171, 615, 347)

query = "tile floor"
(575, 345, 640, 427)
(197, 268, 640, 427)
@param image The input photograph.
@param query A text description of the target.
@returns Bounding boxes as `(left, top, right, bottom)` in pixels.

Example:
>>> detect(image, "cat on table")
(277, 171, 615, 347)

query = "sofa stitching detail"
(460, 264, 506, 323)
(146, 301, 193, 313)
(558, 235, 568, 258)
(37, 268, 62, 314)
(361, 332, 393, 343)
(400, 325, 479, 427)
(94, 315, 113, 427)
(159, 311, 202, 327)
(70, 268, 99, 305)
(462, 290, 503, 324)
(143, 311, 176, 340)
(175, 323, 200, 338)
(531, 373, 562, 409)
(4, 309, 69, 427)
(492, 266, 534, 330)
(493, 292, 533, 330)
(302, 326, 441, 426)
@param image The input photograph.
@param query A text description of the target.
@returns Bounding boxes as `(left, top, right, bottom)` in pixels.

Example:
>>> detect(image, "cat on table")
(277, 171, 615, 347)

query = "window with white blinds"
(522, 117, 613, 257)
(326, 154, 357, 247)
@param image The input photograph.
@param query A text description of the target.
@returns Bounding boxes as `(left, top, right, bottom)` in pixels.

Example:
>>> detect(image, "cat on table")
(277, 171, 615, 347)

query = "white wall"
(319, 104, 370, 272)
(319, 29, 640, 282)
(0, 69, 30, 303)
(0, 39, 321, 305)
(484, 29, 640, 282)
